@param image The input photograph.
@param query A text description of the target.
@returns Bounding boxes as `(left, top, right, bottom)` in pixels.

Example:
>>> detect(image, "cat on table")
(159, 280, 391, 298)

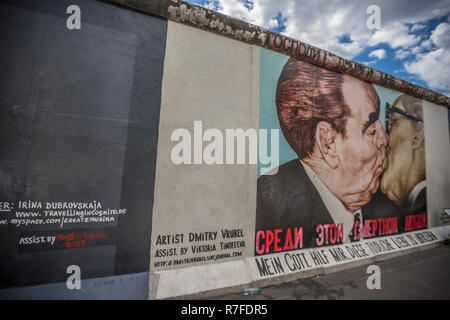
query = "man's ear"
(315, 121, 339, 169)
(412, 122, 424, 149)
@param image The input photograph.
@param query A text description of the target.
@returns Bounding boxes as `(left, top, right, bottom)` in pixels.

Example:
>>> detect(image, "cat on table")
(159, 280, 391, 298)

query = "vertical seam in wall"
(246, 45, 259, 258)
(149, 19, 172, 275)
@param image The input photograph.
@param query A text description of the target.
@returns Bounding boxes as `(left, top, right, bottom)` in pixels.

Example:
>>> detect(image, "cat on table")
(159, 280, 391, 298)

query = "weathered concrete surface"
(101, 0, 268, 46)
(423, 101, 450, 228)
(100, 0, 450, 108)
(150, 20, 259, 277)
(214, 245, 450, 300)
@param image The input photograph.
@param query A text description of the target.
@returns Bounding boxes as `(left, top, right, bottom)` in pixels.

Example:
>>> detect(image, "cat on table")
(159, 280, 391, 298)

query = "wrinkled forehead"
(393, 95, 423, 121)
(342, 75, 379, 119)
(393, 99, 406, 112)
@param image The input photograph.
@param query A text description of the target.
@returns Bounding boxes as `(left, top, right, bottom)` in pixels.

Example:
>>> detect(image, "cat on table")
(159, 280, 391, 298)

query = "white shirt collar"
(299, 160, 362, 243)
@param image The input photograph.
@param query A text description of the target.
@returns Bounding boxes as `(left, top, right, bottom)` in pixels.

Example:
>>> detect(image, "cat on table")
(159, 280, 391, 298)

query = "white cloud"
(395, 48, 411, 60)
(368, 22, 421, 48)
(205, 0, 449, 60)
(395, 38, 434, 60)
(430, 22, 450, 48)
(405, 23, 450, 93)
(369, 48, 387, 59)
(360, 59, 378, 66)
(405, 49, 450, 92)
(203, 0, 450, 94)
(268, 18, 279, 29)
(411, 23, 427, 32)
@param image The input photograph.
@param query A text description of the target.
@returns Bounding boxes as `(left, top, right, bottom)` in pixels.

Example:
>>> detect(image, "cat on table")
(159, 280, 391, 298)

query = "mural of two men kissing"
(255, 55, 427, 255)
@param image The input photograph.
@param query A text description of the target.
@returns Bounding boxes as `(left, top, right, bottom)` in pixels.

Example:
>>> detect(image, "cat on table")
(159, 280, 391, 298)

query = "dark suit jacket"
(256, 159, 406, 253)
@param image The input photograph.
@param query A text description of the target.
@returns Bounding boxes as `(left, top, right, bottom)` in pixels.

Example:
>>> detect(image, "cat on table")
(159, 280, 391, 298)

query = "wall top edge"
(100, 0, 450, 108)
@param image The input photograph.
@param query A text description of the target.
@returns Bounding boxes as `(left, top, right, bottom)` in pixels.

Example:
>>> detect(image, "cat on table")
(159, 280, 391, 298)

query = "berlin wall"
(0, 0, 449, 299)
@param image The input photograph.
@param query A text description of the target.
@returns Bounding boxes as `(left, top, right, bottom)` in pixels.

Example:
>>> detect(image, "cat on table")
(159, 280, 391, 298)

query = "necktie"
(348, 211, 362, 242)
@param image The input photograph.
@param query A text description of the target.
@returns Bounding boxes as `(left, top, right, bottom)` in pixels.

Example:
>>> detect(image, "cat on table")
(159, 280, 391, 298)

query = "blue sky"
(185, 0, 450, 97)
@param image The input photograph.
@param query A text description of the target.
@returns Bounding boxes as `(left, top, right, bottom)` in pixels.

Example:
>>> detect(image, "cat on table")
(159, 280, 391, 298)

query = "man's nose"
(375, 120, 389, 148)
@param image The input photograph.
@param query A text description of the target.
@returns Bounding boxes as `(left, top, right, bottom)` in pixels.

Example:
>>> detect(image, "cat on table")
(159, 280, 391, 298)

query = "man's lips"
(365, 151, 385, 195)
(366, 152, 384, 187)
(368, 147, 385, 175)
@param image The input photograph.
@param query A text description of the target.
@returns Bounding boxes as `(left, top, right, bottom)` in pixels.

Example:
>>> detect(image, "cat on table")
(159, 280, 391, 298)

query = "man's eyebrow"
(362, 111, 379, 133)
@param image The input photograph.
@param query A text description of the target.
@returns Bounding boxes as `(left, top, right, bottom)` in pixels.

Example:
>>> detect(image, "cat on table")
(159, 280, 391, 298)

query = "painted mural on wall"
(256, 50, 427, 255)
